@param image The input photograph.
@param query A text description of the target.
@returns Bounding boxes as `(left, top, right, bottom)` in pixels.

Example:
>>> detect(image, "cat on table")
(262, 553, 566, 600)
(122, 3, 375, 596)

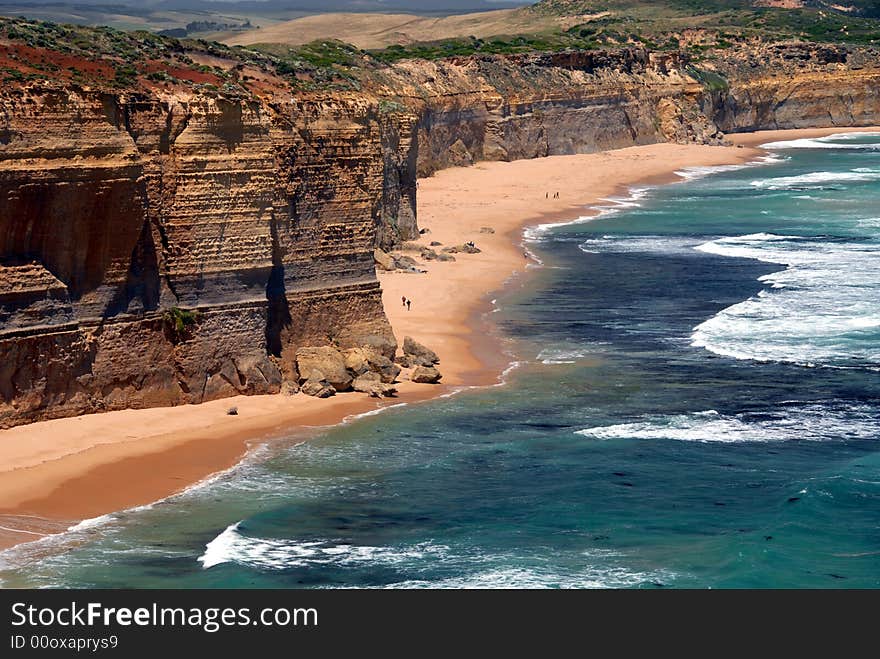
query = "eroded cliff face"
(370, 44, 880, 177)
(702, 44, 880, 132)
(2, 40, 880, 428)
(0, 87, 398, 426)
(368, 49, 724, 178)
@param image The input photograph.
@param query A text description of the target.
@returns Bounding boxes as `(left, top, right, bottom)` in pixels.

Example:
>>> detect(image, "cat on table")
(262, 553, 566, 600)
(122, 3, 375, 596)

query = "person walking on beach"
(402, 295, 406, 307)
(406, 299, 411, 311)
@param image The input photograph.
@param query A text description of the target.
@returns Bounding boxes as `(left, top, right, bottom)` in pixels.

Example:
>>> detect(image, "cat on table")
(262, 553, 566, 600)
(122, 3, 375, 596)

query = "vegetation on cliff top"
(368, 30, 609, 63)
(2, 0, 880, 93)
(355, 0, 880, 64)
(0, 16, 367, 91)
(526, 0, 880, 46)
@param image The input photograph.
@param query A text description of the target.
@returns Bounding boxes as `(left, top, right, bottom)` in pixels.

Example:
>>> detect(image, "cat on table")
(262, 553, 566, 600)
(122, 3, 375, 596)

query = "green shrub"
(162, 307, 201, 341)
(686, 66, 729, 92)
(114, 64, 138, 86)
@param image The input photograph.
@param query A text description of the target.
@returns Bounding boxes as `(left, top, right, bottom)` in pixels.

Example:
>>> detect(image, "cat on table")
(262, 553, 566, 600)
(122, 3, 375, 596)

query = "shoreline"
(1, 125, 876, 555)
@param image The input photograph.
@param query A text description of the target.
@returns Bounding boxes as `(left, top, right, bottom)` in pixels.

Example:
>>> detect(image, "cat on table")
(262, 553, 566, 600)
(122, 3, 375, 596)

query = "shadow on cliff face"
(106, 220, 161, 317)
(0, 170, 149, 317)
(209, 99, 245, 154)
(265, 213, 291, 358)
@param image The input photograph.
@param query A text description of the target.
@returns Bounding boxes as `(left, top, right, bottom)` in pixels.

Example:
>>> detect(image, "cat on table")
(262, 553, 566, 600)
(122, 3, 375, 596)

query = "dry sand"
(1, 126, 875, 552)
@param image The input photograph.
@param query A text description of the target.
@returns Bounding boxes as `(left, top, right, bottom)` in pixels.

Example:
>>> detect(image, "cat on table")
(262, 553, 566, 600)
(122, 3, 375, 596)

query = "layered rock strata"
(0, 89, 397, 427)
(705, 44, 880, 132)
(370, 49, 725, 178)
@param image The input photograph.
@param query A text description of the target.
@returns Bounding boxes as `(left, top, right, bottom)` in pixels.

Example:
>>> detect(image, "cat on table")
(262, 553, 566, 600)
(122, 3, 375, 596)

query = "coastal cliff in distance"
(1, 19, 879, 428)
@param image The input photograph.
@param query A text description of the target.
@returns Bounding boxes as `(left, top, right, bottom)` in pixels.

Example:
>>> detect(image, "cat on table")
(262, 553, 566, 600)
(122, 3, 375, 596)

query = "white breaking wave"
(382, 564, 673, 589)
(199, 524, 674, 588)
(829, 131, 880, 140)
(694, 232, 798, 262)
(761, 132, 880, 150)
(0, 505, 158, 571)
(537, 344, 606, 364)
(523, 214, 597, 242)
(579, 235, 702, 255)
(341, 402, 409, 423)
(750, 170, 880, 190)
(691, 232, 880, 367)
(198, 522, 448, 570)
(584, 187, 655, 221)
(576, 405, 880, 444)
(523, 188, 652, 243)
(524, 152, 779, 245)
(675, 154, 785, 182)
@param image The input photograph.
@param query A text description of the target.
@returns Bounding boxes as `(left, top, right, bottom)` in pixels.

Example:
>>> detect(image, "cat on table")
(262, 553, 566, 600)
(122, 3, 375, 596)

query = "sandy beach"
(1, 125, 875, 552)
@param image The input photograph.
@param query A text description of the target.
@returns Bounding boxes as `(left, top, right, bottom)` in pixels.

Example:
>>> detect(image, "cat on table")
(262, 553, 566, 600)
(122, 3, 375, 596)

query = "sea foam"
(761, 132, 880, 150)
(576, 404, 880, 444)
(537, 344, 606, 364)
(523, 187, 652, 243)
(750, 169, 880, 190)
(382, 564, 674, 589)
(199, 522, 448, 570)
(691, 232, 880, 367)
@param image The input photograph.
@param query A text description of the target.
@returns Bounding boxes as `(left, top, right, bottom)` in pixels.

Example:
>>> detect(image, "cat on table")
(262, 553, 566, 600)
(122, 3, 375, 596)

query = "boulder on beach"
(403, 336, 439, 366)
(421, 247, 454, 262)
(369, 352, 401, 384)
(344, 348, 370, 376)
(441, 243, 481, 254)
(296, 346, 352, 391)
(410, 365, 442, 384)
(373, 248, 396, 271)
(352, 371, 397, 398)
(342, 331, 398, 361)
(281, 380, 300, 396)
(300, 370, 336, 398)
(353, 370, 381, 385)
(345, 347, 400, 383)
(447, 138, 473, 167)
(392, 254, 426, 273)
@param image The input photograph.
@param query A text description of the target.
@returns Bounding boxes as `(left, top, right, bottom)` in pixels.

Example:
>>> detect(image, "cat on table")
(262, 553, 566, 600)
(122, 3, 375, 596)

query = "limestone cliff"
(0, 88, 398, 426)
(2, 31, 880, 428)
(369, 49, 724, 178)
(698, 43, 880, 132)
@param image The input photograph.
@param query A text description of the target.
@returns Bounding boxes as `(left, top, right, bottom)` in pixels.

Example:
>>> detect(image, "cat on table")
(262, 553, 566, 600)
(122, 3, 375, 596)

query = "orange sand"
(1, 126, 875, 551)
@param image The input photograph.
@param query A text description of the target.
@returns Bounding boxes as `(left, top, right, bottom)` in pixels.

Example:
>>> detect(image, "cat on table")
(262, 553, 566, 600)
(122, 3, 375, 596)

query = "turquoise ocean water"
(1, 132, 879, 588)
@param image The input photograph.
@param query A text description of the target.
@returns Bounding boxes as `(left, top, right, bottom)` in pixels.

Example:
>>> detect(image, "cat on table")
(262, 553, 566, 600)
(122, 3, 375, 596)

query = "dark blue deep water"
(2, 132, 879, 588)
